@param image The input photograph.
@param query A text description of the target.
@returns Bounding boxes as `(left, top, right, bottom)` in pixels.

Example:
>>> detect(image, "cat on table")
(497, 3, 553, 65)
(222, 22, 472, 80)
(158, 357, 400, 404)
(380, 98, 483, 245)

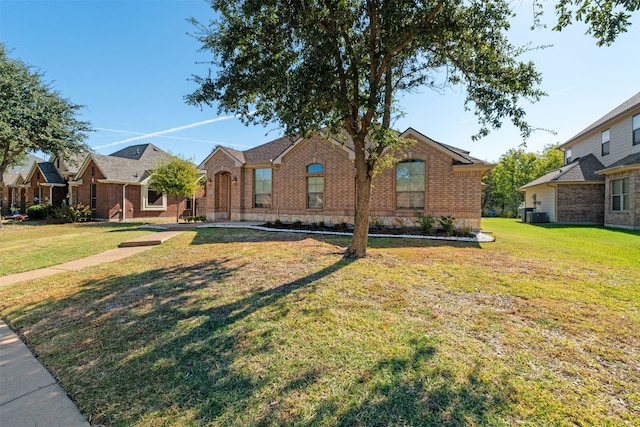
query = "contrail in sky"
(93, 115, 239, 149)
(95, 128, 224, 145)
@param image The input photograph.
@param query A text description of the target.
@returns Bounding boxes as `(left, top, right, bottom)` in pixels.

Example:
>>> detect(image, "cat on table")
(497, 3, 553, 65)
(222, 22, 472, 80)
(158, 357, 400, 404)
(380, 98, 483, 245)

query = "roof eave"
(596, 164, 640, 175)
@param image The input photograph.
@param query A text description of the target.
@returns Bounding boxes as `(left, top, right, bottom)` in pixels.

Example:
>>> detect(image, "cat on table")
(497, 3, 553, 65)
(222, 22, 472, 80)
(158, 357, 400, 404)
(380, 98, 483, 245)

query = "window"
(565, 148, 572, 165)
(611, 178, 630, 211)
(307, 163, 324, 173)
(90, 184, 97, 210)
(254, 168, 272, 208)
(306, 164, 324, 209)
(141, 185, 166, 210)
(633, 114, 640, 146)
(601, 129, 610, 156)
(396, 160, 425, 209)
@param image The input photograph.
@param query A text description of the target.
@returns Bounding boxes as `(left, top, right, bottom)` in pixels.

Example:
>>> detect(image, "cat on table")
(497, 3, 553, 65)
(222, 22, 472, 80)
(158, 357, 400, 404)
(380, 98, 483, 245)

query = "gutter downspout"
(122, 183, 128, 222)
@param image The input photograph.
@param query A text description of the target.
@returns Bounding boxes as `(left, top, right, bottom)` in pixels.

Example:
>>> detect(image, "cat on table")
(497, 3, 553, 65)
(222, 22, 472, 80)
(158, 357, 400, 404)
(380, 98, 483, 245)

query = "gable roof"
(519, 154, 605, 190)
(24, 161, 65, 185)
(560, 91, 640, 149)
(200, 128, 491, 169)
(2, 154, 43, 185)
(75, 144, 172, 184)
(48, 151, 90, 174)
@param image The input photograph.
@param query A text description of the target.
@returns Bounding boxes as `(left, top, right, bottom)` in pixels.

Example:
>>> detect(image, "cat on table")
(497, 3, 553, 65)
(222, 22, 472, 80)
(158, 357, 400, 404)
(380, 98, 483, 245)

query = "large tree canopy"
(0, 44, 91, 225)
(551, 0, 639, 46)
(0, 44, 91, 176)
(187, 0, 634, 256)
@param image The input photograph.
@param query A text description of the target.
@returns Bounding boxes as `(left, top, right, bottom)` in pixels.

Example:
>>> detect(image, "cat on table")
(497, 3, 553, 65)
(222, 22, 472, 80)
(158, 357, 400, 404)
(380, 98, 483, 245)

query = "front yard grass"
(0, 222, 153, 275)
(0, 218, 638, 426)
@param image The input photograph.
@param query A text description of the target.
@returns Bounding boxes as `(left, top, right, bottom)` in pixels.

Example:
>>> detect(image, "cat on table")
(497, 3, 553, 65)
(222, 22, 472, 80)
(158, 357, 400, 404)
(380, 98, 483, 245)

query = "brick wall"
(204, 135, 486, 229)
(75, 159, 184, 221)
(604, 170, 640, 229)
(557, 184, 605, 224)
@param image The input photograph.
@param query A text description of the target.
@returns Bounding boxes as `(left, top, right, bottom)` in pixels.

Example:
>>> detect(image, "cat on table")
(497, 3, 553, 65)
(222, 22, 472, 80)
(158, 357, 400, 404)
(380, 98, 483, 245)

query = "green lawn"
(0, 221, 154, 275)
(0, 219, 638, 426)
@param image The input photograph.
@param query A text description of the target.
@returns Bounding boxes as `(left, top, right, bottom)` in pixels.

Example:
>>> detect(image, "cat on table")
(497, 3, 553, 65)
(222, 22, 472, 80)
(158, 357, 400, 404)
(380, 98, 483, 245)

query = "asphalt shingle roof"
(93, 144, 172, 183)
(2, 154, 43, 184)
(208, 129, 490, 167)
(519, 154, 605, 190)
(604, 152, 640, 168)
(37, 162, 65, 184)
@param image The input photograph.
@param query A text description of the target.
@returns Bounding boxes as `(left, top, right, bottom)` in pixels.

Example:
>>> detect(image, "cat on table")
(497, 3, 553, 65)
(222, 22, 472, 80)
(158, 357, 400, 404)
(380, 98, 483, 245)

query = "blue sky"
(1, 0, 638, 164)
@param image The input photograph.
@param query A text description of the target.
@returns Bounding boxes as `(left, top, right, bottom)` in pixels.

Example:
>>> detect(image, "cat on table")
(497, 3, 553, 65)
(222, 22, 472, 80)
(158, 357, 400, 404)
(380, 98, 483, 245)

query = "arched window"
(307, 163, 324, 173)
(307, 163, 324, 209)
(396, 160, 425, 209)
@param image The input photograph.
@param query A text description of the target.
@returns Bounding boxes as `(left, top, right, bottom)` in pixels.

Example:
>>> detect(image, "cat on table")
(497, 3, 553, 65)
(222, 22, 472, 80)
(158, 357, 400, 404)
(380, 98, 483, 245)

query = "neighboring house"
(24, 161, 68, 207)
(519, 91, 640, 229)
(199, 127, 493, 230)
(1, 154, 44, 215)
(4, 144, 204, 222)
(71, 144, 205, 221)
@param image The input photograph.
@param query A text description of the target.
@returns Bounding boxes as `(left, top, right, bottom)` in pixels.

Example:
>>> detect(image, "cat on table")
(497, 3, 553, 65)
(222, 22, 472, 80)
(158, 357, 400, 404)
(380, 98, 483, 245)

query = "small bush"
(335, 221, 349, 232)
(274, 219, 283, 228)
(293, 220, 303, 228)
(438, 215, 456, 236)
(370, 216, 385, 231)
(26, 204, 50, 220)
(50, 204, 92, 223)
(415, 211, 435, 233)
(393, 217, 407, 233)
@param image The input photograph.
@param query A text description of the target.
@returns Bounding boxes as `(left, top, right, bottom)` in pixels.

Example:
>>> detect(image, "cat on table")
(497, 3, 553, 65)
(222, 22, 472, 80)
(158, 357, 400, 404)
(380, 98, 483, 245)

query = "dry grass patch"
(0, 221, 639, 426)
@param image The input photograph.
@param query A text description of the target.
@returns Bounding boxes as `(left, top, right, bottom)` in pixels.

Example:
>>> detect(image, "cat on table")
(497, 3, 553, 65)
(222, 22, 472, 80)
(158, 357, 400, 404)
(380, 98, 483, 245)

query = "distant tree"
(483, 144, 564, 216)
(0, 44, 91, 226)
(188, 1, 546, 257)
(534, 143, 565, 177)
(148, 155, 203, 223)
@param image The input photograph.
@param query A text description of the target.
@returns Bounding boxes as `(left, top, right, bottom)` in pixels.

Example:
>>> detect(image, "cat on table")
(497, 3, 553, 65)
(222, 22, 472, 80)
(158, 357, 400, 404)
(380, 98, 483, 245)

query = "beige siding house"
(199, 128, 493, 230)
(520, 91, 640, 229)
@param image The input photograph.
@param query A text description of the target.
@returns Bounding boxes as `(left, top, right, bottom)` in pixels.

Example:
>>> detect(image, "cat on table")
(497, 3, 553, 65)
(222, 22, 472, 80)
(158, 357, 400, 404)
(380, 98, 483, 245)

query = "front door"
(214, 172, 231, 221)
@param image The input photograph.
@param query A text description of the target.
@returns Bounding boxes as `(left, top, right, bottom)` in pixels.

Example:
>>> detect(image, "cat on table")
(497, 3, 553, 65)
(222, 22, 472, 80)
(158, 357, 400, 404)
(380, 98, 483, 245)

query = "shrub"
(293, 220, 303, 228)
(26, 204, 50, 220)
(335, 221, 349, 232)
(438, 215, 456, 236)
(393, 217, 407, 233)
(370, 216, 385, 231)
(274, 219, 283, 228)
(456, 224, 473, 237)
(50, 204, 92, 223)
(414, 211, 435, 233)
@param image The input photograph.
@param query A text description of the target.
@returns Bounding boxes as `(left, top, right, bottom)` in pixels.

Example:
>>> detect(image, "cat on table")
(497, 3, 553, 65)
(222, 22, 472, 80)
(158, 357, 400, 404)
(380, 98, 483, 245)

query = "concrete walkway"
(0, 230, 183, 426)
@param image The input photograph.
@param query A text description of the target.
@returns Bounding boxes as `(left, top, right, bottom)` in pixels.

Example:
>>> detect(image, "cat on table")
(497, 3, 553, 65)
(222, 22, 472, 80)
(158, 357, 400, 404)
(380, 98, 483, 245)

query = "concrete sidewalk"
(0, 230, 183, 425)
(0, 321, 90, 426)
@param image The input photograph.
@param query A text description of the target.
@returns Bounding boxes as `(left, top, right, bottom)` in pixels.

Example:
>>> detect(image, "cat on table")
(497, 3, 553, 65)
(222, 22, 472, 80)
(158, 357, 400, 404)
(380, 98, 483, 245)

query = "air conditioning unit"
(525, 211, 548, 223)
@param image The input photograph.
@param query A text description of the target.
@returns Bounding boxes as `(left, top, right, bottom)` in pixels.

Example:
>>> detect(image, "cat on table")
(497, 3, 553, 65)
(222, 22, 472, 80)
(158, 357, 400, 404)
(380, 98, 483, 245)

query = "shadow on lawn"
(10, 254, 509, 425)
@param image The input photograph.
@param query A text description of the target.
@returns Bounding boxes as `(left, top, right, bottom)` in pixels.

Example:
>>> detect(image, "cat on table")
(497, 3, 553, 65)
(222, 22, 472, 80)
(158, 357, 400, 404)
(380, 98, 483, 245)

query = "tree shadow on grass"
(6, 254, 356, 425)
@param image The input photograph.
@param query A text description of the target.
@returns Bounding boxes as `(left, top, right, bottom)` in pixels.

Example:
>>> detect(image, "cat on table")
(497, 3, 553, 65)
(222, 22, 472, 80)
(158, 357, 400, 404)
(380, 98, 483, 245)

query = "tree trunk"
(346, 135, 372, 258)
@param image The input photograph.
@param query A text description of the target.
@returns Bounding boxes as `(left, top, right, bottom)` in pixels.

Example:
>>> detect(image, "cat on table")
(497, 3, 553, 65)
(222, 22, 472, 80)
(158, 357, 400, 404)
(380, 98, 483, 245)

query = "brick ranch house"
(519, 91, 640, 229)
(71, 144, 204, 221)
(1, 154, 43, 215)
(199, 128, 493, 230)
(2, 144, 204, 221)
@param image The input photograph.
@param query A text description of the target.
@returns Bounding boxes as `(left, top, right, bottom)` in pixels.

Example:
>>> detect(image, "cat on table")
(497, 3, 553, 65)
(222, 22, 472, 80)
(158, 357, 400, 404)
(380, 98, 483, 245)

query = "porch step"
(118, 231, 182, 247)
